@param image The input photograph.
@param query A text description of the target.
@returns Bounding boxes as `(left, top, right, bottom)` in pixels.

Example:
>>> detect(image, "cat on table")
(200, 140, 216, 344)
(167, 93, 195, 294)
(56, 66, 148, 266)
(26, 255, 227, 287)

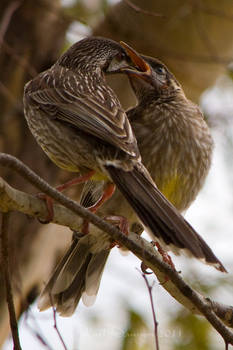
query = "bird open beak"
(120, 41, 152, 81)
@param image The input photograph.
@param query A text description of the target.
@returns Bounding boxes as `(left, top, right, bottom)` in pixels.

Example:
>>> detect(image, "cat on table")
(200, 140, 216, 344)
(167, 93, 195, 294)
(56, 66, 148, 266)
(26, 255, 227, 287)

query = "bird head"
(120, 41, 182, 100)
(57, 37, 132, 75)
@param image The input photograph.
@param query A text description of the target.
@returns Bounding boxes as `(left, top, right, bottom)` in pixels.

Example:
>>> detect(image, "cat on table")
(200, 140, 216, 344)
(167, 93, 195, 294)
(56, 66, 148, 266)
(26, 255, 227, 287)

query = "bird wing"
(25, 66, 139, 158)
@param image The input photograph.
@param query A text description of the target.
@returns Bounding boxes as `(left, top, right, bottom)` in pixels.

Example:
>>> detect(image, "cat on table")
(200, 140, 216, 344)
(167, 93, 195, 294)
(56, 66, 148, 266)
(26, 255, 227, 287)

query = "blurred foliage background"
(1, 0, 233, 349)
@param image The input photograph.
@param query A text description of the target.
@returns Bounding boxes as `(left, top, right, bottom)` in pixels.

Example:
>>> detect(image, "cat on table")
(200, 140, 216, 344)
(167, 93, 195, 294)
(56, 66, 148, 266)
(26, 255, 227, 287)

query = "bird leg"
(55, 171, 95, 192)
(81, 183, 131, 251)
(104, 215, 130, 236)
(81, 183, 130, 246)
(154, 242, 176, 270)
(82, 183, 116, 234)
(102, 215, 130, 249)
(38, 170, 95, 223)
(140, 241, 176, 278)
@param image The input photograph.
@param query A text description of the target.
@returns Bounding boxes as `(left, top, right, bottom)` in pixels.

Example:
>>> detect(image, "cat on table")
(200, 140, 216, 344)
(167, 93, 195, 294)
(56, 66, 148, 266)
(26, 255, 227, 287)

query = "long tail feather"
(106, 163, 226, 272)
(38, 234, 110, 316)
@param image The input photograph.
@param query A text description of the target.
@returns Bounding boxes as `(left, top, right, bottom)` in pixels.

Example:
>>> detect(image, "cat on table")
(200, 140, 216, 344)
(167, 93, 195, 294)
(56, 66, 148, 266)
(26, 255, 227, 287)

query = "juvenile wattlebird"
(120, 41, 213, 212)
(23, 37, 226, 316)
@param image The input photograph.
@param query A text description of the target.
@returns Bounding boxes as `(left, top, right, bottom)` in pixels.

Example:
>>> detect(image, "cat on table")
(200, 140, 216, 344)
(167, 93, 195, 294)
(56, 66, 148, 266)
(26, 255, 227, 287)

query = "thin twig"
(0, 212, 22, 350)
(52, 305, 68, 350)
(0, 1, 21, 47)
(123, 0, 165, 18)
(140, 272, 159, 350)
(24, 308, 54, 350)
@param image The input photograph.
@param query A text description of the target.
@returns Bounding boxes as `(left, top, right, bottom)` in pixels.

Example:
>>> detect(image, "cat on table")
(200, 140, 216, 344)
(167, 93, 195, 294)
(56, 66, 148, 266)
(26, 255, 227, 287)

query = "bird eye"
(116, 52, 126, 61)
(156, 66, 166, 75)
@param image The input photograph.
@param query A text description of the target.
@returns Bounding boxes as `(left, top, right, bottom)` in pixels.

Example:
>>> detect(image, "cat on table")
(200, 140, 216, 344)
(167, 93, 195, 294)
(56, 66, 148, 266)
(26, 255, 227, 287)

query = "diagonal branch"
(0, 1, 21, 48)
(0, 153, 233, 344)
(123, 0, 165, 18)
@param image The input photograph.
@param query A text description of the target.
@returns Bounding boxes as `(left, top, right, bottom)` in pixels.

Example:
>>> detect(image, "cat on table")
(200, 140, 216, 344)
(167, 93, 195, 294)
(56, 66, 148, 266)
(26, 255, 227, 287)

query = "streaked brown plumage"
(121, 42, 213, 213)
(23, 37, 226, 316)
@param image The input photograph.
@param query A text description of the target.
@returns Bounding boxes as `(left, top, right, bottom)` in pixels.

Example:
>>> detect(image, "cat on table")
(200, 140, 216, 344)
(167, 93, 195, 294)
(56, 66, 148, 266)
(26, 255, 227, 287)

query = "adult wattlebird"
(23, 37, 226, 316)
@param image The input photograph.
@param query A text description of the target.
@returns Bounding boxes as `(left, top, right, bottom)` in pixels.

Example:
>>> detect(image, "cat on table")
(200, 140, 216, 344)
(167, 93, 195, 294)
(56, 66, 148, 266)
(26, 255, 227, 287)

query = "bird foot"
(37, 192, 54, 224)
(37, 170, 95, 224)
(56, 170, 95, 192)
(151, 241, 176, 284)
(104, 215, 130, 236)
(154, 242, 176, 270)
(141, 261, 153, 274)
(104, 215, 130, 249)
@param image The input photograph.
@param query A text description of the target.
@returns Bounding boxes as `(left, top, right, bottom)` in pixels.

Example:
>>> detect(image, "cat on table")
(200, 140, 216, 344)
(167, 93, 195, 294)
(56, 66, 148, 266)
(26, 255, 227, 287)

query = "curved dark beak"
(120, 41, 152, 82)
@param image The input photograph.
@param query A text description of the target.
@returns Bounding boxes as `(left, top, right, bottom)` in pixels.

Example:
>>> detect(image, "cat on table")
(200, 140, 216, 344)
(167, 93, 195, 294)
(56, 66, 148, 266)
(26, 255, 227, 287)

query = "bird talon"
(36, 192, 54, 223)
(141, 261, 153, 274)
(104, 215, 130, 235)
(154, 242, 176, 271)
(103, 215, 130, 249)
(37, 171, 96, 225)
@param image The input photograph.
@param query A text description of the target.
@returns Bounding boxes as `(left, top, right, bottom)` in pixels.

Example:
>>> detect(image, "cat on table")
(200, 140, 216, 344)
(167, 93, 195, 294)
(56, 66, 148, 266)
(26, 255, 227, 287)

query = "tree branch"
(1, 153, 233, 344)
(0, 1, 21, 48)
(0, 177, 83, 231)
(0, 212, 22, 350)
(122, 0, 165, 18)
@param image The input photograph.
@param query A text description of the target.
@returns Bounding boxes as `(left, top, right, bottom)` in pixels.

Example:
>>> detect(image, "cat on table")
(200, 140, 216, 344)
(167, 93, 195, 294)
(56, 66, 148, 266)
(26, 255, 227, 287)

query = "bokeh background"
(1, 0, 233, 349)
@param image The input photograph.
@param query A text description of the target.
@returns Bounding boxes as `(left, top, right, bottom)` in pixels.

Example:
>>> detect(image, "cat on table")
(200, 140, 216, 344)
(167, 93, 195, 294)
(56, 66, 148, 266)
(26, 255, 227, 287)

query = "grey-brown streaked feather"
(24, 66, 139, 159)
(80, 180, 105, 208)
(84, 249, 110, 298)
(51, 235, 93, 294)
(54, 255, 91, 316)
(54, 249, 109, 316)
(38, 233, 110, 316)
(38, 237, 81, 311)
(81, 249, 110, 307)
